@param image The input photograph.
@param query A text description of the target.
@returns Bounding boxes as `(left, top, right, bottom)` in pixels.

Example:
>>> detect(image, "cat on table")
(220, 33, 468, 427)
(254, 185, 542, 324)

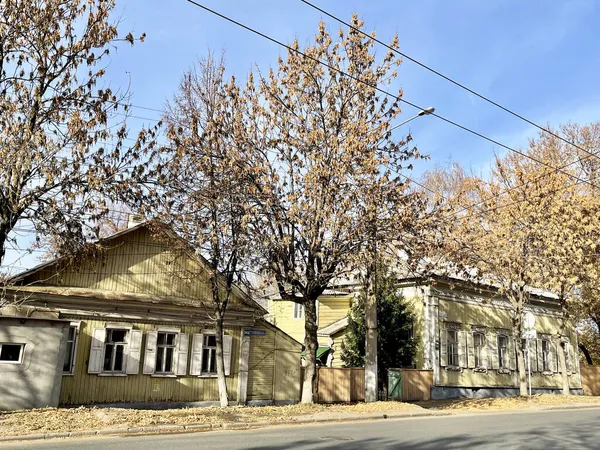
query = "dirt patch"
(421, 394, 600, 412)
(0, 402, 420, 437)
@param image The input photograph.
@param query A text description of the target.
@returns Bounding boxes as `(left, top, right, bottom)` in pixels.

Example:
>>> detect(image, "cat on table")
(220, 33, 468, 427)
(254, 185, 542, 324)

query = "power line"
(182, 0, 600, 196)
(300, 0, 600, 166)
(300, 0, 600, 217)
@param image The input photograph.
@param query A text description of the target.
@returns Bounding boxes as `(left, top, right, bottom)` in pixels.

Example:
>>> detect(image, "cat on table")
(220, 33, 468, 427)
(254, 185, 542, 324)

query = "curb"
(0, 410, 450, 443)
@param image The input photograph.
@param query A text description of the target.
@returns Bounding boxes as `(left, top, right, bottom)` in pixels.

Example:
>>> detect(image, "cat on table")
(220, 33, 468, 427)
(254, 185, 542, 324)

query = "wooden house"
(0, 222, 301, 410)
(268, 275, 583, 399)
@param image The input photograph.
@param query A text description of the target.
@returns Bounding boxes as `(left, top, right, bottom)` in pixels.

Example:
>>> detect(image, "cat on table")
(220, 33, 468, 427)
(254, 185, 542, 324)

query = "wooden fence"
(399, 369, 433, 401)
(302, 367, 432, 403)
(316, 367, 365, 403)
(581, 366, 600, 395)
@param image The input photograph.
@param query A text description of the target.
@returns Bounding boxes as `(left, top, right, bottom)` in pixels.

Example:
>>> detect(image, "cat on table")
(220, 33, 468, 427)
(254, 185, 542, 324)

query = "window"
(473, 332, 485, 368)
(0, 343, 24, 363)
(201, 334, 217, 374)
(497, 335, 509, 369)
(156, 332, 177, 374)
(103, 329, 128, 373)
(447, 330, 459, 366)
(293, 303, 304, 319)
(541, 339, 550, 372)
(63, 325, 78, 374)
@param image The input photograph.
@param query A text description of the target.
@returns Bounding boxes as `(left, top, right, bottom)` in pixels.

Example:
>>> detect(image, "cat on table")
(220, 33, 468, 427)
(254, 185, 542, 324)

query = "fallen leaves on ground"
(0, 401, 419, 437)
(424, 394, 600, 411)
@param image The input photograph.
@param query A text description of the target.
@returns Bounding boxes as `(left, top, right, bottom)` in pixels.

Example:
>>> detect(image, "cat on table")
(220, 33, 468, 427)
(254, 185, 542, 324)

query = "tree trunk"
(0, 219, 9, 267)
(301, 298, 319, 403)
(215, 314, 229, 407)
(364, 268, 378, 403)
(516, 344, 529, 396)
(579, 343, 593, 366)
(513, 301, 528, 397)
(556, 291, 570, 395)
(557, 339, 570, 395)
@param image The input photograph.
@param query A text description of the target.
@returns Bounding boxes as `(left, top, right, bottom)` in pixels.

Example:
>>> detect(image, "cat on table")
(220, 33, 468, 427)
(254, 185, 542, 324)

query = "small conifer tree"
(341, 266, 417, 390)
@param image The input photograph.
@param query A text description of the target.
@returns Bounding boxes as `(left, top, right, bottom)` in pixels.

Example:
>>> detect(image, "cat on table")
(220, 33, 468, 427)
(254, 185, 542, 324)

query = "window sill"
(472, 367, 488, 373)
(151, 374, 178, 378)
(444, 366, 462, 372)
(62, 373, 75, 377)
(496, 369, 511, 375)
(198, 374, 218, 378)
(98, 373, 127, 377)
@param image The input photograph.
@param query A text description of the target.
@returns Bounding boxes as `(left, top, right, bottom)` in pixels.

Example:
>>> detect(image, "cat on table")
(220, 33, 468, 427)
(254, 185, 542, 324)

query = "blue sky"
(4, 0, 600, 272)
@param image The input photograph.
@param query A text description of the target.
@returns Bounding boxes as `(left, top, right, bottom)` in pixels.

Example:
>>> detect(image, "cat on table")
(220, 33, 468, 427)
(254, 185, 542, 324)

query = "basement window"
(0, 343, 25, 364)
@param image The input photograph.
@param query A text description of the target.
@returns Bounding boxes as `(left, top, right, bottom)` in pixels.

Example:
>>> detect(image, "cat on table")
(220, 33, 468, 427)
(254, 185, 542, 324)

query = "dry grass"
(425, 394, 600, 412)
(0, 401, 420, 437)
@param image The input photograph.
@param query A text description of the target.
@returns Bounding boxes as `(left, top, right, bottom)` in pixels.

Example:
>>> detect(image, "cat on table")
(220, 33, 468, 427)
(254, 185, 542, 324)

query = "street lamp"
(389, 106, 435, 133)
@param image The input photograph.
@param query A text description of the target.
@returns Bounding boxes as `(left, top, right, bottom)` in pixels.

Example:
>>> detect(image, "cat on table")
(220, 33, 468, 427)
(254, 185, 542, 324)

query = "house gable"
(11, 224, 261, 312)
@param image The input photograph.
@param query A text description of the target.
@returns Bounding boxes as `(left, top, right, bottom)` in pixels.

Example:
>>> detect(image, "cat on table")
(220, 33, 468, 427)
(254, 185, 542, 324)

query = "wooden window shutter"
(190, 333, 204, 376)
(458, 331, 467, 368)
(487, 332, 498, 369)
(143, 331, 158, 375)
(126, 330, 143, 375)
(467, 333, 475, 369)
(176, 333, 189, 376)
(88, 328, 106, 374)
(566, 342, 573, 375)
(439, 329, 447, 367)
(509, 337, 516, 371)
(535, 339, 543, 372)
(223, 334, 233, 376)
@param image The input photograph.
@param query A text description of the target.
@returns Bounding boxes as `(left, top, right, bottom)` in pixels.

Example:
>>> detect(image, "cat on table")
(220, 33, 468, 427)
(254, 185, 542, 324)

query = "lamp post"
(389, 106, 435, 133)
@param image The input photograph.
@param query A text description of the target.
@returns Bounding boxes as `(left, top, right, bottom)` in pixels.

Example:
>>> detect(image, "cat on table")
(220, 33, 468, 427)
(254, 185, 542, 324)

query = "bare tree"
(147, 51, 256, 406)
(0, 0, 146, 269)
(242, 17, 428, 403)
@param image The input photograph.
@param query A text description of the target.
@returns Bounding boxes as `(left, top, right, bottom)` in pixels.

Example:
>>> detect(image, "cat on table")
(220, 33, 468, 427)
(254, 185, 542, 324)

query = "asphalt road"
(3, 408, 600, 450)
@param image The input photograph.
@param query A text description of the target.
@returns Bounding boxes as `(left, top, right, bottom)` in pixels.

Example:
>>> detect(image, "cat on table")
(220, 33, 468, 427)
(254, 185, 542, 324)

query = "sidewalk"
(2, 395, 600, 443)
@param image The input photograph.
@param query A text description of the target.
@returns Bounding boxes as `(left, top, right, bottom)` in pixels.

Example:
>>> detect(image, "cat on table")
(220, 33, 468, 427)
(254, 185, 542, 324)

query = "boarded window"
(0, 343, 24, 363)
(447, 330, 459, 366)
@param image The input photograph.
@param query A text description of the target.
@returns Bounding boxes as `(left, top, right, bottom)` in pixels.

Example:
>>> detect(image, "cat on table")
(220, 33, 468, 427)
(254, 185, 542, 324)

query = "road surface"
(2, 407, 599, 449)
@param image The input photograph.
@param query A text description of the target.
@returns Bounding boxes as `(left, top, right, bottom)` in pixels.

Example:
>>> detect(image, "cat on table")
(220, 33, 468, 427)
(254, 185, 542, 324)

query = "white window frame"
(0, 343, 25, 364)
(155, 331, 178, 375)
(63, 322, 80, 375)
(497, 334, 509, 369)
(473, 332, 485, 368)
(541, 338, 550, 372)
(293, 303, 304, 320)
(201, 331, 218, 376)
(102, 328, 129, 375)
(447, 330, 459, 367)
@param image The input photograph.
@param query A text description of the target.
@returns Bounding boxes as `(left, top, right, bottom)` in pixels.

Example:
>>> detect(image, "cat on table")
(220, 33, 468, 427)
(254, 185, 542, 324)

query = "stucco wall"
(0, 318, 68, 410)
